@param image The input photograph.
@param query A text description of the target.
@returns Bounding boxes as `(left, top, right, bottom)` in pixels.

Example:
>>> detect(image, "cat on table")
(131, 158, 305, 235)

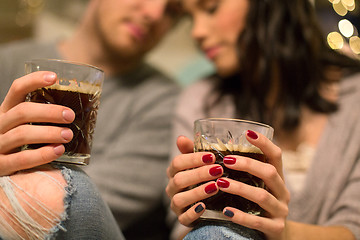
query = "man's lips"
(126, 23, 146, 41)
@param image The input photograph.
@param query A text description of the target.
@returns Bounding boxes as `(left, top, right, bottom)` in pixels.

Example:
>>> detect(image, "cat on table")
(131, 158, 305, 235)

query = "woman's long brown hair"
(209, 0, 360, 130)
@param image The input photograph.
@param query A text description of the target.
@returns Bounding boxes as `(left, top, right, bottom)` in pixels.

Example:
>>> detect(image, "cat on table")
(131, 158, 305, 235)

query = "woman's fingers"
(245, 130, 284, 180)
(171, 181, 218, 215)
(222, 207, 286, 238)
(217, 178, 288, 218)
(0, 144, 65, 176)
(177, 135, 194, 154)
(223, 155, 289, 203)
(167, 151, 215, 178)
(0, 102, 75, 134)
(167, 164, 222, 198)
(177, 202, 205, 227)
(167, 136, 205, 178)
(1, 71, 57, 112)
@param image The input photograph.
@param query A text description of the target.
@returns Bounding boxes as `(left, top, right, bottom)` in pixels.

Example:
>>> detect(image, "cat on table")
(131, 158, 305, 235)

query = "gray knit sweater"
(170, 73, 360, 239)
(0, 40, 180, 239)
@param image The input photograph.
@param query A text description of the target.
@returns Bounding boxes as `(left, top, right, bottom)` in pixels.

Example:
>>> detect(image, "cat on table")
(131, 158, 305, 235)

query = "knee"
(0, 166, 67, 239)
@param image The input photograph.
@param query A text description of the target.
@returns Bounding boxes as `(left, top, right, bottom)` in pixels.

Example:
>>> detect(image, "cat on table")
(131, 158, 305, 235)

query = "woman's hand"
(0, 71, 75, 176)
(166, 131, 290, 240)
(166, 135, 222, 226)
(218, 130, 290, 240)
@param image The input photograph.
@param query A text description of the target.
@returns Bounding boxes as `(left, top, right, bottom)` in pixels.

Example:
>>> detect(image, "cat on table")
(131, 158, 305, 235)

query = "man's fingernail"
(53, 144, 64, 156)
(44, 73, 56, 83)
(63, 109, 74, 122)
(61, 129, 73, 141)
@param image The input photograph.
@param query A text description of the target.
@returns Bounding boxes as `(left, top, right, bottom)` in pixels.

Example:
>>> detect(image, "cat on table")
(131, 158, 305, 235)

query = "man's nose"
(140, 0, 167, 22)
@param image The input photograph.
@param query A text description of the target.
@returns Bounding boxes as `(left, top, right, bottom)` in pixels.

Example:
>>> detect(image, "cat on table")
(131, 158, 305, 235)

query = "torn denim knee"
(0, 165, 74, 240)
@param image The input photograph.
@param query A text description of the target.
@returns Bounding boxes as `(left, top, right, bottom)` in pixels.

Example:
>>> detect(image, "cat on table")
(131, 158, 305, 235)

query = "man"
(0, 0, 182, 239)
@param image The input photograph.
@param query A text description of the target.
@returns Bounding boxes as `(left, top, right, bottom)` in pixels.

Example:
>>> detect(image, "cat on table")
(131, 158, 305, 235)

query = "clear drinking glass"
(194, 118, 274, 221)
(22, 59, 104, 165)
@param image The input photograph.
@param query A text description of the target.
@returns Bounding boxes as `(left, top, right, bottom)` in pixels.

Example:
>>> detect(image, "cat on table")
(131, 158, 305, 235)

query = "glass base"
(200, 210, 229, 221)
(200, 209, 261, 222)
(53, 154, 90, 165)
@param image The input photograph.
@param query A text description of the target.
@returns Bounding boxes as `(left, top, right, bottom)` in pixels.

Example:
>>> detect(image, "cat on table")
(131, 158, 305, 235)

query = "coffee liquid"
(26, 84, 100, 157)
(197, 148, 267, 215)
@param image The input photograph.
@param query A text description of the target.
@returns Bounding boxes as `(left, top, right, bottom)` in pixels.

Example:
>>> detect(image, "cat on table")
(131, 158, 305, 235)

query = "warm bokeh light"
(349, 36, 360, 54)
(333, 1, 348, 15)
(341, 0, 355, 8)
(327, 32, 345, 49)
(338, 19, 354, 37)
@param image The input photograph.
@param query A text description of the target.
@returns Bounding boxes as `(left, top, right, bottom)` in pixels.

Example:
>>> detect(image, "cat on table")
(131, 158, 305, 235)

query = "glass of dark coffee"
(22, 59, 104, 165)
(194, 118, 274, 221)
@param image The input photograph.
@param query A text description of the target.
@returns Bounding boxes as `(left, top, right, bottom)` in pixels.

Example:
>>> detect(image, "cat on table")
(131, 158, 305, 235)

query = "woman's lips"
(204, 46, 221, 60)
(126, 23, 146, 41)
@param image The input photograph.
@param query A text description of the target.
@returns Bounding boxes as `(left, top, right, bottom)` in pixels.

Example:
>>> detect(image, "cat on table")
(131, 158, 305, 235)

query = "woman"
(166, 0, 360, 239)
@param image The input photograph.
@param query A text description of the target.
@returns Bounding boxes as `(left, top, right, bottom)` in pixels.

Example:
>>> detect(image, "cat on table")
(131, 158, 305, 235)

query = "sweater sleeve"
(317, 74, 360, 240)
(324, 153, 360, 240)
(321, 99, 360, 239)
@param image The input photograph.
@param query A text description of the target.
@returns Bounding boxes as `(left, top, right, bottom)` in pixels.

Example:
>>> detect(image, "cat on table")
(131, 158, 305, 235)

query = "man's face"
(93, 0, 176, 59)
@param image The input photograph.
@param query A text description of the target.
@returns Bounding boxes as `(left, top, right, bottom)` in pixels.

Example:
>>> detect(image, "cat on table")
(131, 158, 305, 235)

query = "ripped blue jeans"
(0, 164, 124, 240)
(184, 221, 265, 240)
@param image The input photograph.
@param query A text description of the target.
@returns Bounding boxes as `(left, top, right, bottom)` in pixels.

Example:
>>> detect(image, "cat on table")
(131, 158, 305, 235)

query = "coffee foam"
(199, 142, 263, 154)
(45, 79, 101, 95)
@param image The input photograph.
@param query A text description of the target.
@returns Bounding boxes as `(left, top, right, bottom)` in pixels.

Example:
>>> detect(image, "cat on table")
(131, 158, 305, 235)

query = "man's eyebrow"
(197, 0, 210, 8)
(165, 0, 185, 19)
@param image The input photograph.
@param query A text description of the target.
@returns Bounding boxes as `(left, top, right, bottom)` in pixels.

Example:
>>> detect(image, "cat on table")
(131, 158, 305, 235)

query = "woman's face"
(183, 0, 249, 77)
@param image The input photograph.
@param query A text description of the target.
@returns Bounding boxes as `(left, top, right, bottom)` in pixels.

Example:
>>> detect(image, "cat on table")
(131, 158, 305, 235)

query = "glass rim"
(25, 58, 104, 73)
(194, 118, 273, 130)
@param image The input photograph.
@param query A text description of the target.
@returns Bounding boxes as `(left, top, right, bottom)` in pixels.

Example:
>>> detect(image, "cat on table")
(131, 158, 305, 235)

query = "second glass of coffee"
(194, 118, 274, 221)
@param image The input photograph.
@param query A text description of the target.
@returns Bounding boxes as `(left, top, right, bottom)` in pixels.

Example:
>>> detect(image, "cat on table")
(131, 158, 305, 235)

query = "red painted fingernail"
(209, 166, 222, 176)
(202, 154, 214, 164)
(205, 183, 217, 194)
(247, 130, 258, 139)
(223, 156, 236, 165)
(217, 179, 230, 188)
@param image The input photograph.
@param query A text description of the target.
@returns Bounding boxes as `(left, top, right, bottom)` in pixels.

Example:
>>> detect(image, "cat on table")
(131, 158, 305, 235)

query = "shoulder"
(174, 78, 215, 127)
(0, 39, 58, 80)
(0, 39, 56, 60)
(0, 40, 59, 101)
(334, 72, 360, 128)
(124, 63, 180, 94)
(114, 63, 181, 117)
(339, 72, 360, 105)
(177, 78, 214, 109)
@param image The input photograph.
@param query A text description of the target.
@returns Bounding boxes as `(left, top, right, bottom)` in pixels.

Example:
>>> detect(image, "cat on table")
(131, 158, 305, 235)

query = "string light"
(326, 0, 359, 56)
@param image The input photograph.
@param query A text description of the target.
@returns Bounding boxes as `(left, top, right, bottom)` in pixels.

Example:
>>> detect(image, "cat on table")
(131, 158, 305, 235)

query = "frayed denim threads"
(0, 166, 68, 239)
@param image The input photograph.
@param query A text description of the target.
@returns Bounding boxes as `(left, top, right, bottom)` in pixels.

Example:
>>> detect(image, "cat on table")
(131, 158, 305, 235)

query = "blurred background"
(0, 0, 359, 86)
